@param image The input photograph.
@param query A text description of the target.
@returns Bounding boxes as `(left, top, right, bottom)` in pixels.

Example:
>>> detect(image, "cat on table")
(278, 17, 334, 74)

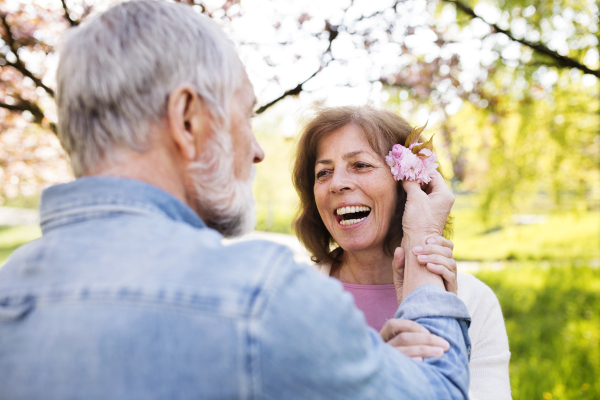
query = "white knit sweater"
(315, 263, 512, 400)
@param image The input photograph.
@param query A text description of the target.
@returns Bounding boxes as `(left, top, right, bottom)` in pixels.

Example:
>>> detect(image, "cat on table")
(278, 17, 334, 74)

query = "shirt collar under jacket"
(39, 176, 206, 233)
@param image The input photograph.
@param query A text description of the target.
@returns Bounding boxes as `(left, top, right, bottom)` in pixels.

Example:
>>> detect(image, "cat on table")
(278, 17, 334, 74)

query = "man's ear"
(167, 84, 207, 161)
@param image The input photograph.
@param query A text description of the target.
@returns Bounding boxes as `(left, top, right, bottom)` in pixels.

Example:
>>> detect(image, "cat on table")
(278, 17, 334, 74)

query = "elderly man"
(0, 1, 470, 399)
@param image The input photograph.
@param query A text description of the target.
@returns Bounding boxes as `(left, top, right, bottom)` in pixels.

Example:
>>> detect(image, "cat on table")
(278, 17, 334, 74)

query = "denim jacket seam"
(0, 286, 255, 319)
(42, 196, 160, 214)
(245, 247, 297, 400)
(41, 203, 164, 230)
(246, 245, 296, 319)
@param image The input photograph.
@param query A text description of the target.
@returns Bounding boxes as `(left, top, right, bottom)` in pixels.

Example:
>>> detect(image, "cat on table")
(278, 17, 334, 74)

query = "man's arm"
(257, 250, 469, 400)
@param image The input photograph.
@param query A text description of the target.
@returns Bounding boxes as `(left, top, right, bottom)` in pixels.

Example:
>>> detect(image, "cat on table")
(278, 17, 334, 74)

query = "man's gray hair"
(56, 0, 244, 176)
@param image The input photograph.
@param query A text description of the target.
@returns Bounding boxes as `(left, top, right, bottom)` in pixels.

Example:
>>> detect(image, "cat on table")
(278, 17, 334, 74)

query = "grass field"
(475, 264, 600, 400)
(451, 199, 600, 261)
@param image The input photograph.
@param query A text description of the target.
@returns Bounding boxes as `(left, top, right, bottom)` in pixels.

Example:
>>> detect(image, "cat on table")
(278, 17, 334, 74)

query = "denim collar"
(40, 176, 206, 233)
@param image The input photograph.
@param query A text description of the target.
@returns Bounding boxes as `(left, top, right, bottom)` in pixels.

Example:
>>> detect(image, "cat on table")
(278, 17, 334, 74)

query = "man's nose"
(252, 135, 265, 163)
(330, 169, 354, 193)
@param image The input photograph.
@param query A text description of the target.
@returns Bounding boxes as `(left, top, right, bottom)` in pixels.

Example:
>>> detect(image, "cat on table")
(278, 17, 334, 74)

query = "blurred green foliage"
(450, 74, 599, 226)
(390, 0, 600, 226)
(0, 225, 41, 265)
(1, 194, 40, 210)
(475, 264, 600, 400)
(253, 130, 298, 234)
(387, 71, 600, 228)
(452, 196, 600, 261)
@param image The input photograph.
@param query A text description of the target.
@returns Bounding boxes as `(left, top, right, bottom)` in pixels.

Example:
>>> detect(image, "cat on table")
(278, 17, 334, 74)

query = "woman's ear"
(167, 84, 207, 162)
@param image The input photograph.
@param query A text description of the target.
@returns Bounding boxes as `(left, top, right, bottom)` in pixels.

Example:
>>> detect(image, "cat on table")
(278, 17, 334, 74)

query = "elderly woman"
(291, 106, 511, 400)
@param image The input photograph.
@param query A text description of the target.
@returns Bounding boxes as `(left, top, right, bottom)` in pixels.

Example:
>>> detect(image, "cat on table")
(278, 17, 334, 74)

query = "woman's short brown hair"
(291, 105, 451, 265)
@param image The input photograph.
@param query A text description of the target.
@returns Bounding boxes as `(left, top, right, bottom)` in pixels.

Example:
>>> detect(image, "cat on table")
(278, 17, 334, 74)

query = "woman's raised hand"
(380, 319, 450, 362)
(399, 171, 455, 298)
(401, 171, 454, 240)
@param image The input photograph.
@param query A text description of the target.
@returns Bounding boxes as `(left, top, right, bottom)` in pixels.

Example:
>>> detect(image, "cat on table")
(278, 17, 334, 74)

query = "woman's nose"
(330, 169, 354, 193)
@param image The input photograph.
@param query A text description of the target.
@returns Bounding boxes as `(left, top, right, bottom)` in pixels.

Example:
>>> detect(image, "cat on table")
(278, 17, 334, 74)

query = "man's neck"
(332, 248, 394, 285)
(88, 147, 192, 211)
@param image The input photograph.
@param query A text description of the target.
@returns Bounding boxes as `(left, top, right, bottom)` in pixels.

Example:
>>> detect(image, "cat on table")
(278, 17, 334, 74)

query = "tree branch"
(61, 0, 79, 27)
(444, 0, 600, 78)
(0, 14, 56, 97)
(255, 67, 322, 114)
(355, 0, 400, 22)
(0, 88, 56, 132)
(0, 101, 30, 113)
(0, 99, 41, 121)
(254, 17, 342, 114)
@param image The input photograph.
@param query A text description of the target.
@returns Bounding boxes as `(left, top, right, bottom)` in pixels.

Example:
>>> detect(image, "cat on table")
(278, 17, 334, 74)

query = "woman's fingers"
(387, 331, 450, 350)
(401, 179, 425, 198)
(412, 242, 458, 294)
(386, 326, 450, 360)
(395, 345, 446, 359)
(416, 253, 457, 272)
(381, 319, 451, 361)
(413, 244, 453, 259)
(392, 247, 405, 270)
(426, 263, 458, 294)
(425, 171, 454, 201)
(380, 318, 427, 342)
(426, 235, 454, 250)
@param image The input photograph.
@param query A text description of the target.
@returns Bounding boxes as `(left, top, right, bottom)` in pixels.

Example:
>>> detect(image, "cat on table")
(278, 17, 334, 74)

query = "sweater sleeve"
(458, 273, 512, 400)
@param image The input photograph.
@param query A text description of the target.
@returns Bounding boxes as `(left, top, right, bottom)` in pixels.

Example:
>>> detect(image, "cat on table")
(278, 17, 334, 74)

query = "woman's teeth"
(336, 206, 371, 215)
(335, 206, 371, 226)
(340, 217, 367, 226)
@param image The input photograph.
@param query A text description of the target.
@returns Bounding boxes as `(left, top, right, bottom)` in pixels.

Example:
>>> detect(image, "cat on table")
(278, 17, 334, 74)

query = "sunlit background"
(1, 0, 599, 398)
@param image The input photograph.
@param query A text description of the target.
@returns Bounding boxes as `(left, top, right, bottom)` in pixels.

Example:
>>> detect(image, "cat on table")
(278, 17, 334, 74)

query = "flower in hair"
(385, 121, 439, 184)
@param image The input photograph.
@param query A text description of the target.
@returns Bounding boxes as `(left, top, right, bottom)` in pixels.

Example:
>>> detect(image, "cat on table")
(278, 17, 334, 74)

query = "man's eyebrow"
(315, 151, 366, 166)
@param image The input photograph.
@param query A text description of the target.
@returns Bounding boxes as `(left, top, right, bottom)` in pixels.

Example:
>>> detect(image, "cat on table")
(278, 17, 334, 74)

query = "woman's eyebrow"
(315, 150, 366, 166)
(342, 150, 365, 160)
(315, 159, 332, 166)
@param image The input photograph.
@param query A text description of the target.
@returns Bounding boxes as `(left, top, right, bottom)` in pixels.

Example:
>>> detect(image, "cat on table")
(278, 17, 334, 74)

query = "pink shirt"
(341, 282, 399, 332)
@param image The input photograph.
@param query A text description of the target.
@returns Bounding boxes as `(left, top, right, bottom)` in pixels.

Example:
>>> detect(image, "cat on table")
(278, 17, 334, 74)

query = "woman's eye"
(316, 170, 330, 179)
(355, 162, 372, 169)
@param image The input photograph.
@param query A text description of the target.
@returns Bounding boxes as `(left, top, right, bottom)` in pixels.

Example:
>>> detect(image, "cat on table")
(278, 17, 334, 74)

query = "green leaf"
(404, 120, 428, 148)
(412, 133, 435, 156)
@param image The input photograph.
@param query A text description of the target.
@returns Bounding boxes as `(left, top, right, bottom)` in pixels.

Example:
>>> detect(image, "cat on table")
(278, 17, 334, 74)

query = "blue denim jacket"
(0, 177, 471, 399)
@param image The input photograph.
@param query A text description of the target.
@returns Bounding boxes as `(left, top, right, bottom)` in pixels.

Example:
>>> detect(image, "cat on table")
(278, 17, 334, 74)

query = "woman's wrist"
(401, 234, 445, 299)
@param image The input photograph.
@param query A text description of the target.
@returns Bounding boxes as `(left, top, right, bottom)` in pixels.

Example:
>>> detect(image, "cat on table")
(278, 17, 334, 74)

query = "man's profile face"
(184, 73, 264, 237)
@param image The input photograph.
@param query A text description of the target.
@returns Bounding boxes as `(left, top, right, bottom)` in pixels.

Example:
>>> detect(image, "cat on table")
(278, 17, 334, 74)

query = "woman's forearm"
(401, 234, 445, 300)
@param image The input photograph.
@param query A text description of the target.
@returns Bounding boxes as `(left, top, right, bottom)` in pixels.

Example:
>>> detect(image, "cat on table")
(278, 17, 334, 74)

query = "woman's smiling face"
(314, 124, 398, 253)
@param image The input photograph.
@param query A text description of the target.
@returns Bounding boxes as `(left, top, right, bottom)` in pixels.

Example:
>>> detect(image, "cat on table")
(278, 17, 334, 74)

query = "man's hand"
(380, 319, 450, 362)
(393, 236, 458, 305)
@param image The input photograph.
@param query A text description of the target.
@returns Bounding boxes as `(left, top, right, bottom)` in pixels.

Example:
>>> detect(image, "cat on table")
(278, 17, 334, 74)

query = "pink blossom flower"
(386, 143, 438, 184)
(391, 144, 405, 159)
(385, 154, 395, 168)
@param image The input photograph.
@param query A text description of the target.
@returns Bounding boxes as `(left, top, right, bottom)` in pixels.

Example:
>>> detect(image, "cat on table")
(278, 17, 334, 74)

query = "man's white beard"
(187, 130, 256, 238)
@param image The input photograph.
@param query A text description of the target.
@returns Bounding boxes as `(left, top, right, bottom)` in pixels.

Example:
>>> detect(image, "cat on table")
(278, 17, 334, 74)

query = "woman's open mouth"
(335, 206, 371, 226)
